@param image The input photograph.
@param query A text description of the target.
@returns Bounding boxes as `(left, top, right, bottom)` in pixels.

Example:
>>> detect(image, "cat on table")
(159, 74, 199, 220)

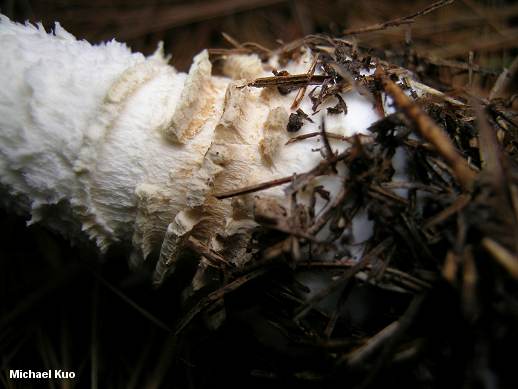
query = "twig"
(80, 0, 289, 41)
(91, 270, 172, 332)
(221, 31, 244, 48)
(186, 236, 235, 269)
(375, 66, 476, 190)
(320, 117, 334, 160)
(293, 238, 393, 321)
(144, 336, 178, 389)
(214, 150, 352, 199)
(0, 265, 80, 333)
(342, 0, 454, 36)
(249, 74, 329, 88)
(369, 185, 408, 205)
(482, 238, 518, 279)
(299, 260, 432, 291)
(381, 181, 444, 193)
(346, 294, 425, 388)
(473, 100, 504, 188)
(127, 331, 156, 389)
(175, 267, 271, 334)
(416, 55, 499, 76)
(307, 185, 348, 235)
(345, 321, 400, 367)
(423, 194, 471, 229)
(214, 175, 294, 199)
(285, 131, 368, 145)
(489, 55, 518, 100)
(405, 78, 466, 107)
(427, 27, 518, 58)
(293, 256, 367, 322)
(208, 48, 251, 56)
(291, 55, 319, 110)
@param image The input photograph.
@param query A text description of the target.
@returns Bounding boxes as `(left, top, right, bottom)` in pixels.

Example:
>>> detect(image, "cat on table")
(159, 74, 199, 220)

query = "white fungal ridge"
(0, 15, 386, 281)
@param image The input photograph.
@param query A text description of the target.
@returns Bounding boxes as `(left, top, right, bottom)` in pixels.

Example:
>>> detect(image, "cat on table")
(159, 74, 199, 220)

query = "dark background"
(1, 1, 517, 388)
(3, 0, 517, 75)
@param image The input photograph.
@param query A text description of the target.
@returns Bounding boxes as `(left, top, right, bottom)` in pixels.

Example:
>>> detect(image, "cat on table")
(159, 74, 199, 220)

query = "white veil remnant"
(0, 15, 382, 283)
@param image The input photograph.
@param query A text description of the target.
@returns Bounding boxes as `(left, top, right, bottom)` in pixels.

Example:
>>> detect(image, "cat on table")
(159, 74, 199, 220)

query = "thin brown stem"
(375, 66, 476, 190)
(342, 0, 454, 36)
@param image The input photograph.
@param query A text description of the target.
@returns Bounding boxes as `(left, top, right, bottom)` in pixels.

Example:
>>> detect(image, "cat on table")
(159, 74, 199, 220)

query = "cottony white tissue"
(0, 15, 382, 280)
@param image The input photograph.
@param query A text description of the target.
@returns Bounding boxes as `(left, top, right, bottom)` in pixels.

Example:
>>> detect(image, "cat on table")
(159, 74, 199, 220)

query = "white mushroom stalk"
(0, 16, 382, 283)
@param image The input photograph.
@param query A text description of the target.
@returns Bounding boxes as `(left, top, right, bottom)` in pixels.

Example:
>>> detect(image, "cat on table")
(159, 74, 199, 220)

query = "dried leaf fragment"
(327, 94, 348, 115)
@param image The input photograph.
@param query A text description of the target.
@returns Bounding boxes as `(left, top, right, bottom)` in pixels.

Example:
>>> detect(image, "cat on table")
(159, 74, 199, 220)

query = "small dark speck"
(287, 112, 304, 132)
